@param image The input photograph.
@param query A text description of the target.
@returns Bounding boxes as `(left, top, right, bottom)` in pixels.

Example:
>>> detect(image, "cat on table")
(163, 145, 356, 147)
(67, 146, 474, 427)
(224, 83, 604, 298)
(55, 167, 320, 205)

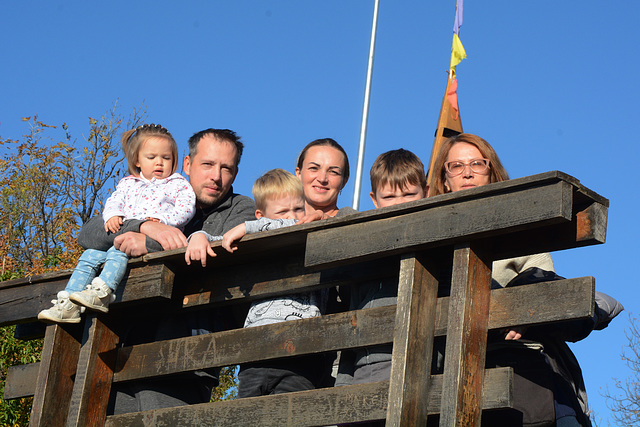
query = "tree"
(604, 315, 640, 426)
(0, 102, 146, 279)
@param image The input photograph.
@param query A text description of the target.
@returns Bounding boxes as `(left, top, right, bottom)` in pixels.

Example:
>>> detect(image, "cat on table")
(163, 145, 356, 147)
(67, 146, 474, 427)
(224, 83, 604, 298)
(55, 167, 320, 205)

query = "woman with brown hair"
(430, 133, 554, 297)
(429, 133, 623, 426)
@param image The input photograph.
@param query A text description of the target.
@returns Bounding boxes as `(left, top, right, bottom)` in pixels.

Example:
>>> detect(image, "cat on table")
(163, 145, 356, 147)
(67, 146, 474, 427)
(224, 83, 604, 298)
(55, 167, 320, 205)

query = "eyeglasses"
(444, 158, 490, 176)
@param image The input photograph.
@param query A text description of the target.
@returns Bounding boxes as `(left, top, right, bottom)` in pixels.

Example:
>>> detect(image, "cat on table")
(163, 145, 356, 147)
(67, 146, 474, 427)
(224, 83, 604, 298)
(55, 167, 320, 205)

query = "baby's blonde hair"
(252, 169, 303, 212)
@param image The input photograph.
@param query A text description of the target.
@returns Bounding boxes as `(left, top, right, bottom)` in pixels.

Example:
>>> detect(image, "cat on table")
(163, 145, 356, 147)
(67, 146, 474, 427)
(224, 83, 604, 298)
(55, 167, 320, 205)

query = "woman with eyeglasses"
(430, 132, 555, 298)
(429, 133, 623, 426)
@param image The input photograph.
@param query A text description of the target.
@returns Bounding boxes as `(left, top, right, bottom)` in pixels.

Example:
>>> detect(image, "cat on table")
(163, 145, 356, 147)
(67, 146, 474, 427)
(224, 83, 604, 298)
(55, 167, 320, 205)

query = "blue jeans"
(65, 247, 129, 293)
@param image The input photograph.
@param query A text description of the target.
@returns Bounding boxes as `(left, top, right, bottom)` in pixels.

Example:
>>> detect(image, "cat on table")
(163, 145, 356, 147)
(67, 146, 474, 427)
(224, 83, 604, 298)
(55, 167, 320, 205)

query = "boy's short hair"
(370, 149, 427, 195)
(253, 169, 304, 211)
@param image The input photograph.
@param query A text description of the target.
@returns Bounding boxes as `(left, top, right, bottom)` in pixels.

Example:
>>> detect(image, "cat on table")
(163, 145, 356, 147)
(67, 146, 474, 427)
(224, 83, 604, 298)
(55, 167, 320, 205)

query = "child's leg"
(96, 246, 129, 292)
(69, 246, 126, 312)
(65, 249, 107, 293)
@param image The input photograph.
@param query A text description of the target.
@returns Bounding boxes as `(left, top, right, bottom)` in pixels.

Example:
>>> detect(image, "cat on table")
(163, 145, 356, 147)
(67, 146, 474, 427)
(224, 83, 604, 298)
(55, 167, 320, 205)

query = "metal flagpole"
(352, 0, 380, 210)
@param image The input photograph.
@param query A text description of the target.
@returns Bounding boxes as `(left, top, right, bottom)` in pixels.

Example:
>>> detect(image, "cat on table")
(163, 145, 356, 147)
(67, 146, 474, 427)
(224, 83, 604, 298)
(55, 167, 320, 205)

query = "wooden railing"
(0, 171, 608, 426)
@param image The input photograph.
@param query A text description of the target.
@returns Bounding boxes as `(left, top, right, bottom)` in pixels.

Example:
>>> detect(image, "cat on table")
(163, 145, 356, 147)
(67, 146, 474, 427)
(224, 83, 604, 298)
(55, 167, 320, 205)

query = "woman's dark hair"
(296, 138, 350, 187)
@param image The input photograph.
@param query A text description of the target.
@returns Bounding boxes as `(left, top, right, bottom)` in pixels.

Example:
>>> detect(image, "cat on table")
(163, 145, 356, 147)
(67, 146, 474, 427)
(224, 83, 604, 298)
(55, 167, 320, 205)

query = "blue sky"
(2, 1, 638, 423)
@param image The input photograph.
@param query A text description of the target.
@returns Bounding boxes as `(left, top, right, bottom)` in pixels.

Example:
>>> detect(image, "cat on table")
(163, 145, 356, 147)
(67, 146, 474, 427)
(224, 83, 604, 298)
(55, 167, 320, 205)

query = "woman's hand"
(297, 209, 327, 224)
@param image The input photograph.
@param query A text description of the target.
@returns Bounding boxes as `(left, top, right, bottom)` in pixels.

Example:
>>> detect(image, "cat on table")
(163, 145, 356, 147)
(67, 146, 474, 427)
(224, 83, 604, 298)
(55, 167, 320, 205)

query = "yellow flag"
(450, 33, 467, 71)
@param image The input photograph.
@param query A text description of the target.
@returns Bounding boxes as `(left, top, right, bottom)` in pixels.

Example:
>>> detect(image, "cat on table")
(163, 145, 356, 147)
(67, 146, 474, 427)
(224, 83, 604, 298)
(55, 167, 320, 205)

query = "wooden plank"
(66, 314, 120, 427)
(0, 277, 69, 326)
(489, 201, 608, 261)
(112, 277, 593, 383)
(180, 256, 398, 309)
(305, 181, 573, 268)
(105, 367, 513, 427)
(576, 202, 608, 244)
(30, 323, 82, 427)
(440, 242, 493, 427)
(6, 277, 591, 399)
(113, 304, 398, 383)
(113, 263, 175, 308)
(386, 254, 439, 426)
(0, 264, 174, 326)
(4, 362, 40, 399)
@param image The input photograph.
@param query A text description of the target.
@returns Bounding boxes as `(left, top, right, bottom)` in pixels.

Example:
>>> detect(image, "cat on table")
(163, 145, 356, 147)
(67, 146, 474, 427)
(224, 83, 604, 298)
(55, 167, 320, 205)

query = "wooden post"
(386, 253, 439, 425)
(30, 323, 82, 427)
(439, 242, 492, 427)
(65, 314, 119, 427)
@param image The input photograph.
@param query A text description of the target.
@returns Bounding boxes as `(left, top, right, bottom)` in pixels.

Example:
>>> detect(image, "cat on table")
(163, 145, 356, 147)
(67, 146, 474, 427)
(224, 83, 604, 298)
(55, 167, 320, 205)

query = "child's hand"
(221, 223, 246, 253)
(145, 217, 162, 223)
(105, 216, 124, 233)
(185, 233, 216, 267)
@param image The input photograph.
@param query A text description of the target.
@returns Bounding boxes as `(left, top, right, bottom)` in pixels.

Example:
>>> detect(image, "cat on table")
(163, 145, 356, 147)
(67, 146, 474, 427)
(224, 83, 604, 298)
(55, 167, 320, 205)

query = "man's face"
(184, 134, 238, 209)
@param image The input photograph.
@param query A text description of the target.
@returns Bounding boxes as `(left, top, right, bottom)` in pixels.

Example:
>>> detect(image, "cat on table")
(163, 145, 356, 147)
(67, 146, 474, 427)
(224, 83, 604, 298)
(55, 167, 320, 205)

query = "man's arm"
(220, 195, 257, 235)
(114, 221, 187, 257)
(78, 216, 145, 251)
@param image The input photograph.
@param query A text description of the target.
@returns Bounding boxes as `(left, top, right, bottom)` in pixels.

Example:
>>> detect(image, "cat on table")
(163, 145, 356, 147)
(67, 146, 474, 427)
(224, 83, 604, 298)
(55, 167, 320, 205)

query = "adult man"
(77, 128, 255, 414)
(109, 128, 255, 256)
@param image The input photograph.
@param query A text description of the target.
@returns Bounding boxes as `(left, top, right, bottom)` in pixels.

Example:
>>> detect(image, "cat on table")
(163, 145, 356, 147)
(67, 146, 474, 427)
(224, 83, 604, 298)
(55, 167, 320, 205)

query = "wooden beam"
(180, 256, 398, 309)
(0, 264, 174, 326)
(65, 314, 120, 427)
(305, 181, 573, 268)
(386, 254, 439, 426)
(8, 276, 594, 398)
(112, 277, 593, 384)
(29, 323, 82, 427)
(440, 242, 492, 427)
(105, 368, 513, 427)
(4, 362, 40, 399)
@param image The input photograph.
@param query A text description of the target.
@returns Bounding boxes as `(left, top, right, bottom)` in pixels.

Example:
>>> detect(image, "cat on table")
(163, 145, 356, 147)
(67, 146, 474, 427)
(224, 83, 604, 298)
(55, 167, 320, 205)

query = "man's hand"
(114, 232, 149, 257)
(297, 209, 326, 224)
(139, 221, 187, 250)
(185, 233, 216, 267)
(221, 223, 246, 253)
(105, 216, 123, 233)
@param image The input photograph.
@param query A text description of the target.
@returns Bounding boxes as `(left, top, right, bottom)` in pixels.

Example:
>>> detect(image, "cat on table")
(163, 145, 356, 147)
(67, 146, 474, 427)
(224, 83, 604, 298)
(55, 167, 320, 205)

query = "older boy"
(336, 149, 428, 389)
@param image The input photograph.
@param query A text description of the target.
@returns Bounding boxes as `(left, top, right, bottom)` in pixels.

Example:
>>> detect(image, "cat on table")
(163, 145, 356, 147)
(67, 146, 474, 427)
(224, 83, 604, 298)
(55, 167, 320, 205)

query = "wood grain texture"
(180, 256, 398, 309)
(65, 314, 120, 427)
(29, 323, 82, 427)
(305, 182, 573, 268)
(0, 172, 609, 426)
(386, 254, 439, 426)
(440, 243, 493, 427)
(105, 368, 513, 427)
(4, 362, 40, 399)
(8, 277, 594, 399)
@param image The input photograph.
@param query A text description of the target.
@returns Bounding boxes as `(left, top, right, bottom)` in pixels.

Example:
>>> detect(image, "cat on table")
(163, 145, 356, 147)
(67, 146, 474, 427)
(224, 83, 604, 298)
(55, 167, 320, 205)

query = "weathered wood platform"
(0, 171, 608, 426)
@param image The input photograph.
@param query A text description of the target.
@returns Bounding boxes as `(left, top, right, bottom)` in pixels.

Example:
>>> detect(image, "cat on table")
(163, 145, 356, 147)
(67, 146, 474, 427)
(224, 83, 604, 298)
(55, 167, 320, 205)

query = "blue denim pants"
(65, 246, 129, 293)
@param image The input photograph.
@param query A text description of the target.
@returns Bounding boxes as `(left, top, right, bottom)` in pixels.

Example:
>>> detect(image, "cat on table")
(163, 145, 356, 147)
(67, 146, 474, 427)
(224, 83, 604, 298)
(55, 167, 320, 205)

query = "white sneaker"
(38, 291, 85, 324)
(69, 278, 115, 313)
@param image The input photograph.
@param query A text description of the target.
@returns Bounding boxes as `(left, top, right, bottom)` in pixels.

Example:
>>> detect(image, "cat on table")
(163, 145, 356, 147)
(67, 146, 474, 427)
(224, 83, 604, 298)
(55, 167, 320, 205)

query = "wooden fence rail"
(0, 171, 607, 426)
